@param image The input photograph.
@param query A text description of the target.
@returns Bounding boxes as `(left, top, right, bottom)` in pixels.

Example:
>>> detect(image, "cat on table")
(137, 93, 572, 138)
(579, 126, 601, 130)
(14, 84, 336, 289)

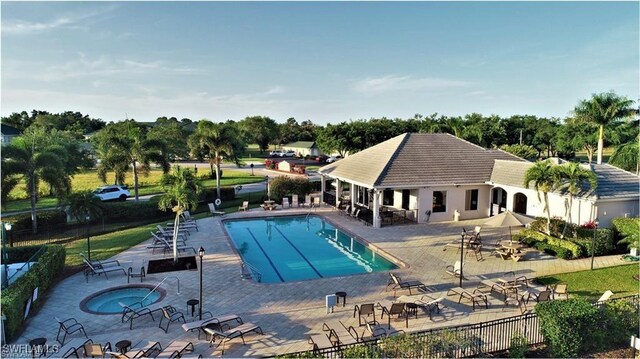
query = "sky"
(1, 1, 638, 124)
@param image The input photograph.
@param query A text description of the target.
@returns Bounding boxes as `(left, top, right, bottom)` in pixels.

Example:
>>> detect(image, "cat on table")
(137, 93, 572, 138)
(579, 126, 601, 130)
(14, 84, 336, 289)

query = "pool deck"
(10, 206, 632, 358)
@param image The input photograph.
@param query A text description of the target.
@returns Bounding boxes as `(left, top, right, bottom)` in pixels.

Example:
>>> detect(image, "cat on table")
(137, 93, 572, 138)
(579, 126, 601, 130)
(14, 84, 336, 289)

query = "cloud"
(2, 5, 117, 35)
(352, 75, 471, 94)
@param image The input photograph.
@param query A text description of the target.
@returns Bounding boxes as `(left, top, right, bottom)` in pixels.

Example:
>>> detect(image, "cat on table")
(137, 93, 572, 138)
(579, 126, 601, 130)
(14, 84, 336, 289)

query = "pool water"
(224, 215, 398, 283)
(83, 286, 161, 314)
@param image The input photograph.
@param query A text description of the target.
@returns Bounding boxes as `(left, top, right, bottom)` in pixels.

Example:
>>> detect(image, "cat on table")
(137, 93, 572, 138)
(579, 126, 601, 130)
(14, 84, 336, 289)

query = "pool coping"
(79, 284, 168, 315)
(220, 211, 408, 285)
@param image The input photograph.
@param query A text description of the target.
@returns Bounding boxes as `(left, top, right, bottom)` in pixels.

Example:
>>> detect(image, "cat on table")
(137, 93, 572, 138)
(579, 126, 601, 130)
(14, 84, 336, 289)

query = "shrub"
(530, 217, 569, 237)
(509, 331, 529, 358)
(535, 242, 572, 259)
(601, 299, 640, 346)
(612, 217, 640, 250)
(536, 298, 606, 357)
(518, 229, 583, 258)
(343, 343, 382, 358)
(572, 228, 615, 256)
(0, 245, 66, 342)
(100, 200, 171, 222)
(269, 176, 313, 201)
(199, 187, 236, 204)
(1, 210, 68, 232)
(2, 245, 43, 264)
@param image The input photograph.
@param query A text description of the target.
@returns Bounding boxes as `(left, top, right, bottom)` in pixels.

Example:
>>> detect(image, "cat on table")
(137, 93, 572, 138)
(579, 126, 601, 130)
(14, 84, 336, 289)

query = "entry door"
(401, 190, 410, 210)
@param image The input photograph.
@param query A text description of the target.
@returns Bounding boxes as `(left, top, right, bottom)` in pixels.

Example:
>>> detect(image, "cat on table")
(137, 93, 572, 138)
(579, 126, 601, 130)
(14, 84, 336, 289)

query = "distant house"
(318, 133, 639, 228)
(281, 141, 322, 157)
(1, 124, 21, 145)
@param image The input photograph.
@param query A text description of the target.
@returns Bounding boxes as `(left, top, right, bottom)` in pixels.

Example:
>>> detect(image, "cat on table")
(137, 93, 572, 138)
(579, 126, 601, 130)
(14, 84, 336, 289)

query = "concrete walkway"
(10, 207, 633, 358)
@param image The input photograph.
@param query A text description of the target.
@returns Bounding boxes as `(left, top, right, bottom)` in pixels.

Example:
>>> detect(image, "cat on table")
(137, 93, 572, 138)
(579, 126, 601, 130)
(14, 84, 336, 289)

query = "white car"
(269, 150, 283, 157)
(281, 150, 296, 157)
(93, 185, 130, 201)
(326, 156, 343, 163)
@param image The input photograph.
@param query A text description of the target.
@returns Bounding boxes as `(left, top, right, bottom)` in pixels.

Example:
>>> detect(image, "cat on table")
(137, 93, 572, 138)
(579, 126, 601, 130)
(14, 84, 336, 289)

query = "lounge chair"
(51, 338, 94, 358)
(203, 322, 264, 355)
(353, 303, 376, 326)
(156, 225, 189, 240)
(313, 197, 321, 207)
(239, 201, 249, 211)
(446, 287, 489, 310)
(322, 320, 360, 346)
(498, 272, 529, 287)
(120, 302, 165, 330)
(380, 302, 408, 329)
(107, 341, 162, 359)
(282, 197, 290, 209)
(208, 203, 225, 216)
(182, 313, 243, 339)
(480, 279, 511, 301)
(155, 341, 195, 358)
(387, 272, 428, 296)
(290, 194, 298, 207)
(147, 234, 196, 256)
(82, 258, 127, 282)
(81, 342, 112, 358)
(360, 321, 405, 340)
(504, 293, 529, 315)
(597, 290, 614, 303)
(551, 283, 569, 299)
(304, 194, 312, 207)
(445, 261, 464, 278)
(397, 295, 444, 319)
(182, 211, 199, 224)
(55, 317, 88, 345)
(79, 253, 120, 270)
(159, 306, 186, 333)
(308, 331, 336, 353)
(340, 205, 351, 216)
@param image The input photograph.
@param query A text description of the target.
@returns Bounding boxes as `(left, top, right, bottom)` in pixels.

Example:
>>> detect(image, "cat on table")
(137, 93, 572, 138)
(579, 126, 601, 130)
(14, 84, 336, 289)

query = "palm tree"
(524, 160, 559, 235)
(573, 92, 635, 164)
(158, 167, 202, 261)
(62, 191, 103, 260)
(188, 121, 235, 198)
(609, 137, 639, 174)
(555, 162, 597, 238)
(1, 138, 70, 233)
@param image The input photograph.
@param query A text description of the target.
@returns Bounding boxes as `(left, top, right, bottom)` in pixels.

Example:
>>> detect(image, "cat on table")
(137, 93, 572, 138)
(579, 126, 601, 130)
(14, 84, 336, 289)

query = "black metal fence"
(281, 294, 640, 358)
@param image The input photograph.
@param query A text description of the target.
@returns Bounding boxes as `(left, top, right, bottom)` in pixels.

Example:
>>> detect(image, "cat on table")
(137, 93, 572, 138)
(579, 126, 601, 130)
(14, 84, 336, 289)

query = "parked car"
(326, 156, 343, 163)
(316, 155, 329, 163)
(282, 150, 296, 157)
(93, 185, 130, 201)
(269, 150, 283, 157)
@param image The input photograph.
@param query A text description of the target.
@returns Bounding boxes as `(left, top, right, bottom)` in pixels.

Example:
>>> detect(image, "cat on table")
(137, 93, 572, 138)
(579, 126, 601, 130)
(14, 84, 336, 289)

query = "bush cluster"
(516, 229, 583, 259)
(1, 210, 68, 232)
(0, 245, 66, 342)
(100, 199, 171, 222)
(269, 176, 313, 201)
(2, 245, 43, 264)
(536, 297, 639, 357)
(199, 187, 236, 204)
(611, 217, 640, 250)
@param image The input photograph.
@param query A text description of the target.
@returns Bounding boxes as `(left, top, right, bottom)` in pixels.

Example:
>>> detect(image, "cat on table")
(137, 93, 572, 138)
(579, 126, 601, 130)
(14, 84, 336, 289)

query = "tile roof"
(490, 160, 639, 200)
(1, 124, 21, 136)
(319, 133, 524, 188)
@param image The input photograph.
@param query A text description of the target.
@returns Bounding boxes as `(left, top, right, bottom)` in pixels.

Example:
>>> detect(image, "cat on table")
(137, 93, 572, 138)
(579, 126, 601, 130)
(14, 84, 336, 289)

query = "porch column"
(320, 175, 326, 203)
(350, 184, 356, 215)
(372, 189, 381, 228)
(336, 179, 342, 207)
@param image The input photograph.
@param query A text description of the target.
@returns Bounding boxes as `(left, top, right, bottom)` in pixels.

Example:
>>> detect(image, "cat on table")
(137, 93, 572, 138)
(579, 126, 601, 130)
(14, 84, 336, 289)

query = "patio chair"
(360, 321, 405, 341)
(208, 203, 225, 216)
(182, 313, 243, 339)
(53, 338, 94, 358)
(322, 320, 360, 346)
(340, 205, 351, 216)
(156, 225, 189, 240)
(498, 272, 529, 288)
(82, 342, 112, 358)
(79, 253, 120, 270)
(239, 201, 249, 211)
(445, 261, 464, 278)
(469, 243, 483, 261)
(150, 232, 187, 246)
(504, 293, 529, 315)
(182, 211, 198, 224)
(159, 306, 186, 333)
(82, 258, 127, 282)
(387, 272, 428, 296)
(597, 290, 614, 303)
(203, 322, 264, 355)
(155, 341, 195, 358)
(282, 197, 290, 209)
(312, 197, 321, 208)
(397, 295, 444, 319)
(55, 317, 88, 345)
(446, 287, 489, 311)
(551, 283, 569, 299)
(353, 303, 376, 326)
(480, 280, 510, 301)
(304, 194, 312, 207)
(380, 302, 408, 329)
(120, 302, 164, 330)
(292, 194, 299, 207)
(147, 234, 196, 256)
(308, 332, 336, 353)
(107, 341, 162, 359)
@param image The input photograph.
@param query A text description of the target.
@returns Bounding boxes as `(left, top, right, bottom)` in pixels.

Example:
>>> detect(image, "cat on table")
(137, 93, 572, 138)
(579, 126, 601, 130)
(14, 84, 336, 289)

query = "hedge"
(100, 199, 171, 222)
(0, 245, 66, 342)
(0, 210, 68, 232)
(611, 217, 640, 250)
(516, 229, 583, 259)
(269, 176, 313, 201)
(2, 245, 43, 265)
(199, 187, 236, 204)
(570, 228, 615, 256)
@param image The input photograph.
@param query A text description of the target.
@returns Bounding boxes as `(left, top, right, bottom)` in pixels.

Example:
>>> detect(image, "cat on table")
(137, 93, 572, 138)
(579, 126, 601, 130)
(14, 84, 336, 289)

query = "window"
(465, 189, 479, 211)
(356, 186, 370, 207)
(383, 190, 394, 206)
(432, 191, 447, 213)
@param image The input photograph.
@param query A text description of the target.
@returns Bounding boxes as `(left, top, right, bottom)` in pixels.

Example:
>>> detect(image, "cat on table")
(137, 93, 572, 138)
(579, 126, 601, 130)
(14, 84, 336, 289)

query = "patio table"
(500, 241, 523, 254)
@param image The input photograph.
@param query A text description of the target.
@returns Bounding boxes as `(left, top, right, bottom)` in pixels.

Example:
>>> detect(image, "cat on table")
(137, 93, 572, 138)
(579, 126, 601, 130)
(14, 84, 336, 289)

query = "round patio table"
(500, 241, 523, 254)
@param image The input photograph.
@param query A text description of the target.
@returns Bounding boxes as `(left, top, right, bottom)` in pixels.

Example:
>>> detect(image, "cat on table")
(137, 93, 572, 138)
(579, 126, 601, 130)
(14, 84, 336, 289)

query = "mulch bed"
(147, 256, 198, 274)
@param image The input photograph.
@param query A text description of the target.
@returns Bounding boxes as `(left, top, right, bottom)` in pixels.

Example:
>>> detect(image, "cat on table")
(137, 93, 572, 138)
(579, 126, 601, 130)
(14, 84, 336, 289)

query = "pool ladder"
(241, 262, 262, 283)
(135, 276, 180, 307)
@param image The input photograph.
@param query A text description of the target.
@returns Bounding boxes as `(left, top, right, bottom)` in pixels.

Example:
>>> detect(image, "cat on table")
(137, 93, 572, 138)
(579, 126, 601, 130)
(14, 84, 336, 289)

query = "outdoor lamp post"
(250, 163, 254, 176)
(198, 246, 205, 320)
(459, 230, 465, 287)
(5, 223, 12, 248)
(2, 223, 12, 289)
(265, 176, 270, 200)
(590, 219, 599, 270)
(86, 215, 92, 261)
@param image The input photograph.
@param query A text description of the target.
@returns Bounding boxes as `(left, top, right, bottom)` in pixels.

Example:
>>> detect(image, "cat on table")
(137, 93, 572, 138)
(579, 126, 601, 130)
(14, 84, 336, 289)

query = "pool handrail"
(5, 245, 46, 286)
(241, 261, 263, 283)
(134, 276, 180, 307)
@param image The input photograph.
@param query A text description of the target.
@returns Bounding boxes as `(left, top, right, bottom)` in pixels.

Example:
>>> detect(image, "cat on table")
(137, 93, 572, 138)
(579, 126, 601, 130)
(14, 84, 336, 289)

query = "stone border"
(79, 284, 167, 315)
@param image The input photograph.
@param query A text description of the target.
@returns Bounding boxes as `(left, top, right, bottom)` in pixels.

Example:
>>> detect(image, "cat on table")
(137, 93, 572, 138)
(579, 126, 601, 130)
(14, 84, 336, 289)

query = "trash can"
(325, 294, 337, 314)
(454, 209, 460, 222)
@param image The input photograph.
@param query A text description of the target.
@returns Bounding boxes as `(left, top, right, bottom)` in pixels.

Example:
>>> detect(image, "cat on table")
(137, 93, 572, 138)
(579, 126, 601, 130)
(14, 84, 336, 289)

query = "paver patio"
(10, 206, 632, 357)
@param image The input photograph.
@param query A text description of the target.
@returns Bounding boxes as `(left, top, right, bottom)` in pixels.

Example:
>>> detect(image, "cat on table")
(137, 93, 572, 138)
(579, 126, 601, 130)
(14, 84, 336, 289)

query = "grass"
(536, 264, 639, 300)
(574, 147, 614, 163)
(4, 168, 264, 213)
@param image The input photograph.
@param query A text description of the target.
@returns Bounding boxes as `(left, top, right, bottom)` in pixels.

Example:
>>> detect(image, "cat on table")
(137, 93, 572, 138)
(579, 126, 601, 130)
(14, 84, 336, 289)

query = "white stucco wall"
(416, 185, 492, 223)
(595, 200, 639, 228)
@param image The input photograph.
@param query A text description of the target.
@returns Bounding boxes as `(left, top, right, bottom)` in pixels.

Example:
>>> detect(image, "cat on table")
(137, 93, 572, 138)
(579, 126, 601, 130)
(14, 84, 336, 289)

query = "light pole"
(198, 246, 205, 320)
(2, 223, 12, 289)
(590, 219, 599, 270)
(265, 176, 269, 200)
(86, 215, 91, 261)
(250, 163, 254, 176)
(459, 230, 465, 288)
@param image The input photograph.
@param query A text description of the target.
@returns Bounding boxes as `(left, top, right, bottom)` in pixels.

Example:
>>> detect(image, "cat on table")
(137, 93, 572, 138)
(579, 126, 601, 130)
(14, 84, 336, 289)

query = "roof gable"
(283, 141, 316, 149)
(1, 124, 21, 136)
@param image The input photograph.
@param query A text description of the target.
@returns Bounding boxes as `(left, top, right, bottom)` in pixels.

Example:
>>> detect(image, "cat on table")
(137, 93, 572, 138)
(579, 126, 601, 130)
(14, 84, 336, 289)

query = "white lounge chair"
(304, 194, 312, 207)
(597, 290, 613, 303)
(239, 201, 249, 211)
(208, 203, 225, 216)
(282, 197, 290, 209)
(292, 194, 299, 207)
(82, 259, 127, 282)
(148, 235, 196, 256)
(203, 322, 263, 355)
(445, 261, 464, 278)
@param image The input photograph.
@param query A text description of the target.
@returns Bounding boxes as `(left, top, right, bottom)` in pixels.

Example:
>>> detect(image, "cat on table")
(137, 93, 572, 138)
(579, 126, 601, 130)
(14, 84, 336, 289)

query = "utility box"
(454, 209, 461, 222)
(326, 294, 337, 314)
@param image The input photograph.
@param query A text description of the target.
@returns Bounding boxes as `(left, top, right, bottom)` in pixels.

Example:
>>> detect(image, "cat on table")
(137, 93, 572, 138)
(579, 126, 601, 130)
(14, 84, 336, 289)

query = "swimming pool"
(224, 215, 399, 283)
(80, 285, 164, 314)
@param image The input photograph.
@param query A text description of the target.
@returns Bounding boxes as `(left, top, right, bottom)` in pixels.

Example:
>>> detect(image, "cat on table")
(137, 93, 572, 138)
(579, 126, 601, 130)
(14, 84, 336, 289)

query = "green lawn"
(574, 147, 614, 163)
(3, 169, 264, 213)
(536, 264, 640, 300)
